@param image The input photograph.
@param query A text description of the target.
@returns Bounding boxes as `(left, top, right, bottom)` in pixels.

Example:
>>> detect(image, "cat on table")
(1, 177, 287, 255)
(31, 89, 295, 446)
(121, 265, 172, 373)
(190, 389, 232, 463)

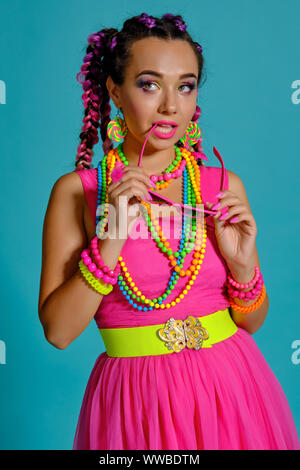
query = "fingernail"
(229, 216, 239, 223)
(219, 211, 228, 220)
(149, 180, 156, 188)
(147, 192, 153, 201)
(216, 191, 224, 198)
(211, 202, 221, 210)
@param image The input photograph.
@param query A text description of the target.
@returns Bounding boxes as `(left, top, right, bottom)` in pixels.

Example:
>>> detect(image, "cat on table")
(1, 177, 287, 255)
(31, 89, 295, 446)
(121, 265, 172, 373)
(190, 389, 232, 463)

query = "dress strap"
(199, 165, 229, 229)
(200, 165, 228, 204)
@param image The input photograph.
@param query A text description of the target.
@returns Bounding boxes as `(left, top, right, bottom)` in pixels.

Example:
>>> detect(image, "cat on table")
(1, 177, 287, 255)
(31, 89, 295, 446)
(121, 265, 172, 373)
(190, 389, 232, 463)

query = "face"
(107, 37, 199, 151)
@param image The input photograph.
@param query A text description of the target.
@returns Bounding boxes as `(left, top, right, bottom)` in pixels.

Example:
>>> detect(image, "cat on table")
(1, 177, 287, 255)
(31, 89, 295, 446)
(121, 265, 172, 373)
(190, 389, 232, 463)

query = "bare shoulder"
(51, 171, 84, 196)
(226, 169, 243, 189)
(48, 171, 86, 216)
(226, 169, 252, 212)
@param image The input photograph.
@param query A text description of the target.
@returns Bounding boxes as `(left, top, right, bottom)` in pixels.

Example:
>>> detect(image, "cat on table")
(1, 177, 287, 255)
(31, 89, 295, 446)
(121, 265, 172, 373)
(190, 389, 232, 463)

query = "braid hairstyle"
(75, 13, 206, 170)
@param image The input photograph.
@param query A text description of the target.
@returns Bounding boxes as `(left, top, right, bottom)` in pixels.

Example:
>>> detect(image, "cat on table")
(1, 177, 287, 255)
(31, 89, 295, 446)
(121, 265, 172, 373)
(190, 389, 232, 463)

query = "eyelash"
(137, 79, 196, 93)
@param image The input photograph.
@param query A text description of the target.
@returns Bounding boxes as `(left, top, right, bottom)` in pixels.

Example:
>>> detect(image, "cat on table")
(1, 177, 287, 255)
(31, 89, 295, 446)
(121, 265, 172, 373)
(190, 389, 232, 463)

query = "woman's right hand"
(106, 165, 153, 239)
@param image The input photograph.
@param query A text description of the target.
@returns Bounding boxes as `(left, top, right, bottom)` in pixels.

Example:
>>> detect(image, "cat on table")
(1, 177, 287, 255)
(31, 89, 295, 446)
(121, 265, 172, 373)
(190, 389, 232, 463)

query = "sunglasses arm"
(145, 148, 226, 220)
(136, 123, 226, 221)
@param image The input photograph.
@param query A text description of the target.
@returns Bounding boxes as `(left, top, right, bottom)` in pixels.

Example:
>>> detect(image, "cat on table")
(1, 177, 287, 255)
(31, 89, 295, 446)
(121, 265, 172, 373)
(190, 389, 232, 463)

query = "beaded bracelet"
(226, 265, 264, 300)
(78, 259, 114, 295)
(80, 237, 121, 286)
(229, 283, 266, 314)
(227, 265, 260, 289)
(227, 272, 264, 300)
(90, 235, 121, 282)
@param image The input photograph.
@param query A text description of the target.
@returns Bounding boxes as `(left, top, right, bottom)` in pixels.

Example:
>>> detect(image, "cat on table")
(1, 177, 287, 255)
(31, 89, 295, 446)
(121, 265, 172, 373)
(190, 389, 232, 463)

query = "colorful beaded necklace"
(117, 143, 187, 188)
(96, 144, 207, 311)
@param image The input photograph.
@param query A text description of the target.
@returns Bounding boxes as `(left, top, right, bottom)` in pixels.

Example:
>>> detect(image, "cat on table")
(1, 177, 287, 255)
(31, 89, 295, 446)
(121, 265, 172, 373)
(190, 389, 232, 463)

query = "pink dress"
(72, 164, 300, 450)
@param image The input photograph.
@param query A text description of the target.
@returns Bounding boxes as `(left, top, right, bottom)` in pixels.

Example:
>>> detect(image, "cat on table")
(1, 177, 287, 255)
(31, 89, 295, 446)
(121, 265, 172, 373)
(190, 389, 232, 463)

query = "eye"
(179, 83, 196, 93)
(136, 79, 196, 93)
(137, 80, 158, 91)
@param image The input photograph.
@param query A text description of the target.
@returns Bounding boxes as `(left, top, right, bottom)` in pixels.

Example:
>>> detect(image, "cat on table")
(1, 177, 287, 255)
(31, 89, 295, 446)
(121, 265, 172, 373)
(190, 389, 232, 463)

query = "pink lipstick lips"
(152, 120, 178, 139)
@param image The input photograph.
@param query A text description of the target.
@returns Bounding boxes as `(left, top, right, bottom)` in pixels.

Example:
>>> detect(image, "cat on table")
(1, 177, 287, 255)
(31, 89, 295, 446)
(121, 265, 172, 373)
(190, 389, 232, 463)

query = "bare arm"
(225, 170, 269, 335)
(38, 172, 124, 350)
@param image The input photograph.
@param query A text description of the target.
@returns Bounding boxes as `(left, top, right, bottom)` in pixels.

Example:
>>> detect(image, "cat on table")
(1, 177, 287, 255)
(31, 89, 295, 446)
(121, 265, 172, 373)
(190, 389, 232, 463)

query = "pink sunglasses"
(112, 122, 226, 227)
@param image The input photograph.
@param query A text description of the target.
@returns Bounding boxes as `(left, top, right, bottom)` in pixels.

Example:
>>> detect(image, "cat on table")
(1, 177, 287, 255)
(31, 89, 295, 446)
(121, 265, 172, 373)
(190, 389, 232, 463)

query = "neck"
(121, 134, 177, 177)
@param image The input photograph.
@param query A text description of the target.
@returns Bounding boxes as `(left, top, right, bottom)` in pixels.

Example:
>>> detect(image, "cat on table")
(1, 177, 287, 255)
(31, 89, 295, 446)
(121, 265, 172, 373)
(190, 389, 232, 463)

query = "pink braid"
(75, 31, 108, 169)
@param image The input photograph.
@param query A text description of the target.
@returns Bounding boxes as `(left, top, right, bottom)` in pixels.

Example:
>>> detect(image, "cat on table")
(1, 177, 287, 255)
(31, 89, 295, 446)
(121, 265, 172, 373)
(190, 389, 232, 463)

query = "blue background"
(0, 0, 299, 449)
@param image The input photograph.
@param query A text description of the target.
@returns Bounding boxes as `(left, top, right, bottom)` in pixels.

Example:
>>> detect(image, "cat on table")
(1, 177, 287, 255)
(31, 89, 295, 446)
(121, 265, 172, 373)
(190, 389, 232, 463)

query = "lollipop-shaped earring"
(180, 120, 202, 146)
(107, 113, 128, 143)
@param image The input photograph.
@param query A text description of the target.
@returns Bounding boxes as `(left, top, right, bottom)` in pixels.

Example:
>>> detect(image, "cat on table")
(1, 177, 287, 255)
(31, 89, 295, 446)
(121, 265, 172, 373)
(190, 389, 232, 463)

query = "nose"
(158, 88, 177, 115)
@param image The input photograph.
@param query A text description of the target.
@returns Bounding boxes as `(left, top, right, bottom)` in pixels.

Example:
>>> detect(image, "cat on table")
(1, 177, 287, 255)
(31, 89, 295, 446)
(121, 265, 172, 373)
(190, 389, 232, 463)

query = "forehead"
(127, 37, 198, 77)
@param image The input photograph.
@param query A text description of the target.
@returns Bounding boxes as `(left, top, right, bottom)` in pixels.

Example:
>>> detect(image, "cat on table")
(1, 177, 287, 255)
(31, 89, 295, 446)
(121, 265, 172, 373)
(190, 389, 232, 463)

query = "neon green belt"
(99, 308, 237, 357)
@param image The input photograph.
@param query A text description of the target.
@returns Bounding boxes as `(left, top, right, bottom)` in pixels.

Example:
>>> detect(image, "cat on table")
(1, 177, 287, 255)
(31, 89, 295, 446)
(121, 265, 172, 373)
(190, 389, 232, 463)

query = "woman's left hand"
(206, 190, 257, 269)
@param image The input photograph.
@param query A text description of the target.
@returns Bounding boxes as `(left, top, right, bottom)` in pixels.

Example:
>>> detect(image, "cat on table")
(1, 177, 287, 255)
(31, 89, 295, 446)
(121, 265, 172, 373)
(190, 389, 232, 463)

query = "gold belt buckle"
(157, 315, 209, 353)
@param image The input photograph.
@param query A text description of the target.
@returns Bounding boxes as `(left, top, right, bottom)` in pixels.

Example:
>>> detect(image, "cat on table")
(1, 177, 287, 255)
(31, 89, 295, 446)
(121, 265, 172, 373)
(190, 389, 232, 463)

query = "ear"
(106, 76, 121, 108)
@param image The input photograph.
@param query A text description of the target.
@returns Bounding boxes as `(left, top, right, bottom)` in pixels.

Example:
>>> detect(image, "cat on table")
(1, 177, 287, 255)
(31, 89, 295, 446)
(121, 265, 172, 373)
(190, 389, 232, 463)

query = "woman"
(38, 12, 300, 450)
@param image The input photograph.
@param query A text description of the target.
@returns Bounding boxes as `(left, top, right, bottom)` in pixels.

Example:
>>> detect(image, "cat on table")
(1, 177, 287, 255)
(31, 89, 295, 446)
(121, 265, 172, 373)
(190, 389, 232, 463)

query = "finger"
(227, 212, 257, 229)
(214, 204, 247, 220)
(123, 165, 146, 176)
(115, 189, 147, 209)
(211, 195, 240, 212)
(215, 190, 235, 199)
(215, 209, 256, 229)
(112, 180, 149, 202)
(123, 164, 145, 173)
(108, 180, 122, 191)
(111, 173, 149, 193)
(122, 165, 153, 188)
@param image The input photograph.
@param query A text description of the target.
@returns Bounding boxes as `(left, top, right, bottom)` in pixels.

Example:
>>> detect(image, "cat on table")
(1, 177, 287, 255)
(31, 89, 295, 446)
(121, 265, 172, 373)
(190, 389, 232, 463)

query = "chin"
(148, 139, 176, 150)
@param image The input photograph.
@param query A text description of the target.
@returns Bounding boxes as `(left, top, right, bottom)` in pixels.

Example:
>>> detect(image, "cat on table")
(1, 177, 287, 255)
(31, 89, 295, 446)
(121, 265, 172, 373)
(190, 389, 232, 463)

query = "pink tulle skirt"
(73, 327, 300, 450)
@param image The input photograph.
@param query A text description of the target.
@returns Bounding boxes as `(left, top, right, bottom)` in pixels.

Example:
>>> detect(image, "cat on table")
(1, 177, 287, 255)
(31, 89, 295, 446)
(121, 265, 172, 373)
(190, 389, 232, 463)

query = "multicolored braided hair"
(75, 12, 206, 170)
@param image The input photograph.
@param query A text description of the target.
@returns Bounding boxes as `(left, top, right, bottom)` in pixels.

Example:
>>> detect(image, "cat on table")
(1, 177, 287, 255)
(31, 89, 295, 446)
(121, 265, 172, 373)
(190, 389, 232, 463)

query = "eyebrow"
(136, 70, 198, 80)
